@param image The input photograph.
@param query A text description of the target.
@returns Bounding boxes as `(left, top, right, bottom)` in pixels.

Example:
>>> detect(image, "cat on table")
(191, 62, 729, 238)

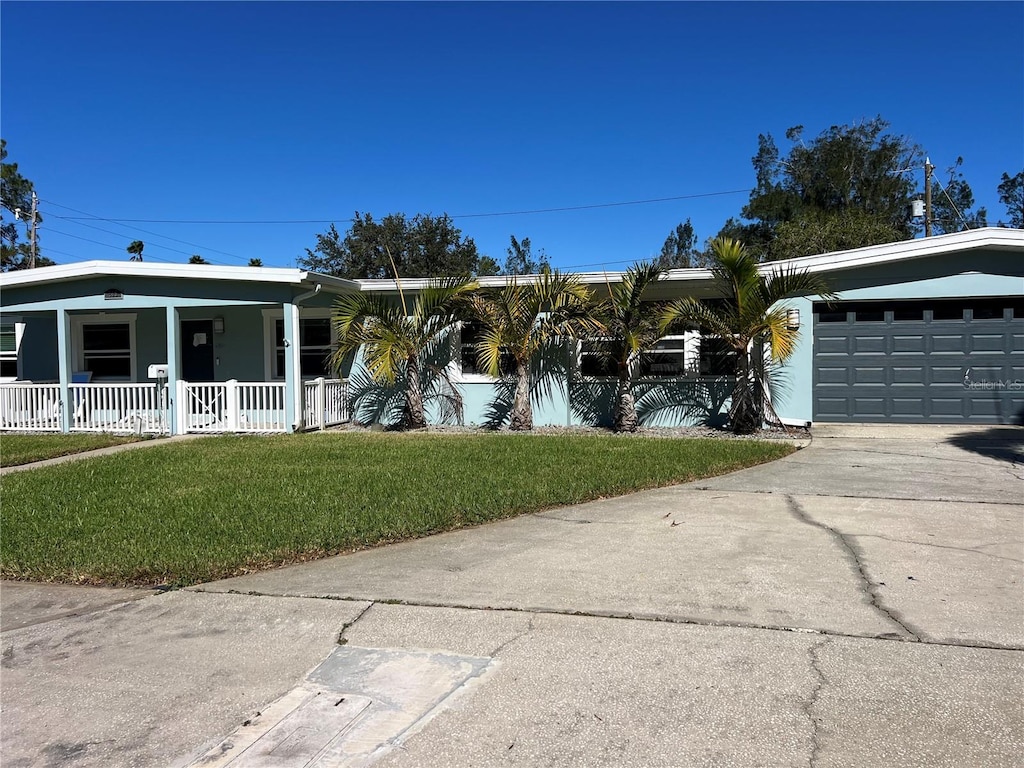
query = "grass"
(1, 433, 143, 467)
(0, 432, 796, 587)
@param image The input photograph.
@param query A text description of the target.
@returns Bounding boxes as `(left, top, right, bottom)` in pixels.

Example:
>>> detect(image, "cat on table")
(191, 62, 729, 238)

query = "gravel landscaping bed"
(335, 422, 811, 442)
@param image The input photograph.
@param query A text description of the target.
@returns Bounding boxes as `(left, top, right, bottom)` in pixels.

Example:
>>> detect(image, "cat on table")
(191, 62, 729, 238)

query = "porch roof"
(0, 261, 361, 293)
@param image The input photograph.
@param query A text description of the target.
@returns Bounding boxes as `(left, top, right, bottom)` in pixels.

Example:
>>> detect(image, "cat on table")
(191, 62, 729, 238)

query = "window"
(579, 339, 617, 377)
(855, 309, 885, 323)
(273, 317, 333, 378)
(640, 336, 689, 378)
(0, 323, 20, 380)
(81, 324, 132, 380)
(72, 315, 137, 382)
(698, 336, 737, 376)
(817, 311, 848, 323)
(458, 322, 515, 378)
(931, 303, 965, 321)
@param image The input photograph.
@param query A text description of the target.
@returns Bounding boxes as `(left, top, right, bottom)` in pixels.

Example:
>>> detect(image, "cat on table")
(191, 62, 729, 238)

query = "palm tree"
(126, 240, 144, 261)
(468, 270, 599, 431)
(662, 237, 835, 434)
(331, 276, 477, 429)
(590, 261, 667, 432)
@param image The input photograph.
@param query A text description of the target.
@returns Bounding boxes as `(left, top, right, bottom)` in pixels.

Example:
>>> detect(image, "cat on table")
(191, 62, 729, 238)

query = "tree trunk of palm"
(613, 364, 638, 433)
(729, 348, 761, 434)
(403, 355, 426, 429)
(508, 359, 533, 431)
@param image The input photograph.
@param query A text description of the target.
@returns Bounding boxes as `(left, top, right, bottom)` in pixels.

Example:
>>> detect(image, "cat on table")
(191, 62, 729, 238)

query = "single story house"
(1, 227, 1021, 434)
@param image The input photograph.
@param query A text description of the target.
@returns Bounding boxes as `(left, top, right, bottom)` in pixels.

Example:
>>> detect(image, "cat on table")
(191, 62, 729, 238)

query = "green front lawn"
(1, 433, 143, 467)
(1, 432, 795, 587)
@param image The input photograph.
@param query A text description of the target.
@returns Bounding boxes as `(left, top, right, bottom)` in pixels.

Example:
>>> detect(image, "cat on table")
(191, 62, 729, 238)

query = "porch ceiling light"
(213, 316, 225, 334)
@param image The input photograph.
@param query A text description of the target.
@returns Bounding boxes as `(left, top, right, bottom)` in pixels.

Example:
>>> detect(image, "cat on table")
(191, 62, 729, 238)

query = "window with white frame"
(264, 310, 338, 380)
(0, 322, 22, 381)
(72, 314, 137, 382)
(640, 335, 690, 378)
(697, 335, 738, 376)
(577, 330, 735, 379)
(457, 322, 515, 378)
(578, 339, 617, 377)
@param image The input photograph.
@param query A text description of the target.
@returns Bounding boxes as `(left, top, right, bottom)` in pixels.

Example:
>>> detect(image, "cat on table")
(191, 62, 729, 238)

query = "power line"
(52, 188, 752, 225)
(40, 199, 252, 263)
(45, 215, 232, 265)
(44, 226, 177, 263)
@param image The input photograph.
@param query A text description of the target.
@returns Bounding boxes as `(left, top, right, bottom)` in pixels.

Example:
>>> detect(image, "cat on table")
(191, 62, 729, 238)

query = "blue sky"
(2, 1, 1022, 271)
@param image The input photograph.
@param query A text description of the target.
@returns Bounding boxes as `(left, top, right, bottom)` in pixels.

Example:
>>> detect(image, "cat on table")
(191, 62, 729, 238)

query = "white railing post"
(315, 377, 326, 431)
(225, 379, 240, 432)
(176, 379, 188, 434)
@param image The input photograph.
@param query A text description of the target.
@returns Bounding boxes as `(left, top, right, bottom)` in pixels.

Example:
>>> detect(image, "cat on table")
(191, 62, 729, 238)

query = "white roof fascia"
(0, 260, 361, 293)
(754, 227, 1024, 277)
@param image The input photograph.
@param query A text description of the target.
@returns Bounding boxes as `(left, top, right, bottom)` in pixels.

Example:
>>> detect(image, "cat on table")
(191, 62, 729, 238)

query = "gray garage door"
(813, 297, 1024, 424)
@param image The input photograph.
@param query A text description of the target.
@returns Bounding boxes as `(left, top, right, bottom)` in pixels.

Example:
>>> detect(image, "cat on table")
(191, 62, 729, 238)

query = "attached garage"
(813, 297, 1024, 424)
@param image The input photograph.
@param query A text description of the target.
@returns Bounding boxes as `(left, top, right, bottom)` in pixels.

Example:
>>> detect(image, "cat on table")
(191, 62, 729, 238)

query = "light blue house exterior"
(1, 228, 1021, 433)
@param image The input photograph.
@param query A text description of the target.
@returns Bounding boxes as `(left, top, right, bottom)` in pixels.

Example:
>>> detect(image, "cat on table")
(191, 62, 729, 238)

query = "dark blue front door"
(181, 320, 215, 382)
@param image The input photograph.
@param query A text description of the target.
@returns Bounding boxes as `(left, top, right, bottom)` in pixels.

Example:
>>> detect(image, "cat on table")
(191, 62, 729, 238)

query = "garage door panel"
(970, 334, 1010, 353)
(852, 367, 887, 384)
(817, 367, 850, 385)
(929, 398, 968, 417)
(891, 367, 925, 384)
(891, 398, 925, 416)
(813, 300, 1024, 424)
(892, 335, 925, 353)
(851, 398, 887, 415)
(931, 335, 966, 353)
(816, 337, 852, 355)
(853, 336, 886, 354)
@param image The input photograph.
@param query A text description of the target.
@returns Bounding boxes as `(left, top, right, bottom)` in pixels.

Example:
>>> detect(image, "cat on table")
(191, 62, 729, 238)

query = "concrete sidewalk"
(2, 425, 1022, 767)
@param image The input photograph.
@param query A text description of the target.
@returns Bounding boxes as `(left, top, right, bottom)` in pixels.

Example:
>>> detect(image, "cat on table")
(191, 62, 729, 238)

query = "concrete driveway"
(2, 425, 1022, 767)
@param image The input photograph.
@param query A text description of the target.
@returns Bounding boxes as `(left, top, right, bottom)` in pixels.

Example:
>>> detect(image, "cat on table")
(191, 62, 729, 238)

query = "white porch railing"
(70, 382, 168, 434)
(0, 378, 349, 435)
(179, 380, 288, 433)
(303, 378, 350, 430)
(0, 383, 62, 432)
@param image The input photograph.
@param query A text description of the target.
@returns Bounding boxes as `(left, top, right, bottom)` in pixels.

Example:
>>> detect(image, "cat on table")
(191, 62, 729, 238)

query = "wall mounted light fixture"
(213, 316, 225, 334)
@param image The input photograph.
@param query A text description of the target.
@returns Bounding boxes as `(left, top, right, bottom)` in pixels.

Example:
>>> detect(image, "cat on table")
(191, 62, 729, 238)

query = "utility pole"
(924, 158, 934, 237)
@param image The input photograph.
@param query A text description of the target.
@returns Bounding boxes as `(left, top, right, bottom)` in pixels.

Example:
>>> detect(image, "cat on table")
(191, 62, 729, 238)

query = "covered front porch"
(0, 262, 358, 435)
(0, 377, 349, 435)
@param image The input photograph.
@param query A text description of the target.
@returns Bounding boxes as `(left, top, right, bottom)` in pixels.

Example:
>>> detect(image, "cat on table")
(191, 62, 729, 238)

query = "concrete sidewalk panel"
(202, 488, 902, 640)
(794, 494, 1024, 648)
(700, 434, 1023, 504)
(0, 580, 156, 632)
(0, 590, 371, 768)
(342, 603, 1023, 768)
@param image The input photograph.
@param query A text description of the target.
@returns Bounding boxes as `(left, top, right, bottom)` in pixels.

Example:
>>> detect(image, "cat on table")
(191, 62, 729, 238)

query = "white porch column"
(56, 309, 72, 433)
(166, 306, 180, 435)
(283, 301, 301, 433)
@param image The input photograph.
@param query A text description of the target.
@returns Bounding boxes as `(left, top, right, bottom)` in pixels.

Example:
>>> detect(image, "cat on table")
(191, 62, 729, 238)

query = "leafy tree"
(503, 235, 550, 275)
(724, 118, 923, 260)
(477, 255, 501, 276)
(468, 271, 598, 431)
(997, 170, 1024, 228)
(663, 237, 835, 434)
(188, 254, 209, 264)
(590, 261, 667, 432)
(930, 157, 987, 234)
(248, 258, 263, 267)
(657, 219, 707, 269)
(1, 139, 52, 271)
(127, 240, 145, 261)
(331, 277, 477, 429)
(301, 212, 487, 279)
